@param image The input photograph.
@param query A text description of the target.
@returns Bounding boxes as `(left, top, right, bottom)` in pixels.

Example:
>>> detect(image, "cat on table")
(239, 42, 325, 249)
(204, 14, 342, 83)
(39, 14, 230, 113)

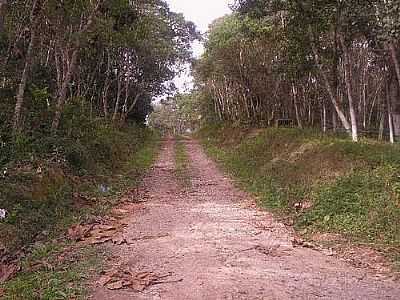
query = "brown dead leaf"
(112, 236, 128, 245)
(0, 263, 20, 283)
(0, 288, 5, 297)
(107, 281, 124, 290)
(100, 267, 170, 292)
(112, 208, 129, 217)
(67, 224, 93, 241)
(95, 225, 116, 231)
(129, 281, 147, 292)
(97, 275, 113, 287)
(90, 237, 113, 245)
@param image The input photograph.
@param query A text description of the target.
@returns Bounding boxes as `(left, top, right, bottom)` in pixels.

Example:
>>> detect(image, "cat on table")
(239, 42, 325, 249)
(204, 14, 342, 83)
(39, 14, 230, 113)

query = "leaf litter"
(97, 266, 182, 292)
(0, 263, 20, 283)
(67, 203, 135, 245)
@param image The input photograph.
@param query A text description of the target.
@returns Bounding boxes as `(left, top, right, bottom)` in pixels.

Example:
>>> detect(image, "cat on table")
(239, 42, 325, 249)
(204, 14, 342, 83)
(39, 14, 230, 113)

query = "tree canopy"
(191, 0, 400, 142)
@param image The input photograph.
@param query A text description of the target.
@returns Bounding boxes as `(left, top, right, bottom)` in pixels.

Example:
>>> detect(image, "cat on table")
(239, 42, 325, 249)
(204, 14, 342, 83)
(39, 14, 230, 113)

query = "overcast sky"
(166, 0, 233, 56)
(165, 0, 233, 91)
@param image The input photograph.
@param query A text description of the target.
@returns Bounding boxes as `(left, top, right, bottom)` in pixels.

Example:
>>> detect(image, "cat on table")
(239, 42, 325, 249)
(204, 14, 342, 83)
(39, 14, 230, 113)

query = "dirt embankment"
(91, 138, 400, 300)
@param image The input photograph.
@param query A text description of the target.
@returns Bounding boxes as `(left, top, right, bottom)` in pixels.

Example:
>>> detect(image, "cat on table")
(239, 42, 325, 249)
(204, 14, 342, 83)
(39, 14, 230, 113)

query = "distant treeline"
(194, 0, 400, 142)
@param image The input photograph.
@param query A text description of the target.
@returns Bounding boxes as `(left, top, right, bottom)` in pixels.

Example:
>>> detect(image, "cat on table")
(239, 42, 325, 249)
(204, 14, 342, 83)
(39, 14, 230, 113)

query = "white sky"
(166, 0, 233, 91)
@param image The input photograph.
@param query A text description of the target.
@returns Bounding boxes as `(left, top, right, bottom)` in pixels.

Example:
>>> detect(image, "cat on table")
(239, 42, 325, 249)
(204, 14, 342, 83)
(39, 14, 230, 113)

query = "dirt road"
(91, 138, 400, 300)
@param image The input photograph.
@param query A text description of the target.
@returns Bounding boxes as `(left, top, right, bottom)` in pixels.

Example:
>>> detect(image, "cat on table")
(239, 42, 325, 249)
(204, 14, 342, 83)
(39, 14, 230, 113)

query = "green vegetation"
(0, 124, 160, 298)
(199, 125, 400, 256)
(1, 0, 198, 297)
(3, 243, 104, 300)
(174, 138, 191, 187)
(192, 0, 400, 143)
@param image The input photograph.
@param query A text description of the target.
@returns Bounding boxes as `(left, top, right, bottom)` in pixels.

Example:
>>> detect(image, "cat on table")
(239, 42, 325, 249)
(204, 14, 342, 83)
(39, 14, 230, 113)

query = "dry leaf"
(112, 237, 128, 245)
(107, 281, 124, 290)
(90, 237, 113, 245)
(96, 225, 116, 231)
(97, 275, 113, 287)
(0, 263, 20, 283)
(67, 224, 93, 241)
(129, 281, 147, 292)
(0, 288, 5, 297)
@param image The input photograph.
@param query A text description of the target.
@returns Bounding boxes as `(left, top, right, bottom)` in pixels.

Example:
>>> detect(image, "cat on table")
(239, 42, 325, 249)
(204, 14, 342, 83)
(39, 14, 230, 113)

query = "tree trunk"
(378, 113, 384, 141)
(387, 42, 400, 90)
(386, 80, 395, 144)
(113, 74, 123, 121)
(51, 48, 79, 133)
(102, 51, 111, 119)
(13, 27, 36, 133)
(292, 83, 303, 129)
(51, 1, 99, 133)
(340, 35, 358, 142)
(310, 37, 351, 132)
(322, 100, 327, 133)
(121, 93, 142, 123)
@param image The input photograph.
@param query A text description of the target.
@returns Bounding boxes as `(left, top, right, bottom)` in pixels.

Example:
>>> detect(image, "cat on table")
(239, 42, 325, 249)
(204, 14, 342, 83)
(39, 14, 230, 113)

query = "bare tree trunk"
(102, 51, 111, 119)
(12, 0, 45, 132)
(340, 35, 358, 142)
(113, 73, 123, 121)
(51, 48, 79, 133)
(120, 77, 130, 123)
(332, 110, 337, 132)
(310, 38, 351, 132)
(386, 80, 395, 144)
(13, 26, 36, 133)
(378, 113, 384, 141)
(121, 93, 142, 123)
(322, 100, 327, 133)
(51, 2, 99, 133)
(387, 42, 400, 90)
(292, 82, 303, 129)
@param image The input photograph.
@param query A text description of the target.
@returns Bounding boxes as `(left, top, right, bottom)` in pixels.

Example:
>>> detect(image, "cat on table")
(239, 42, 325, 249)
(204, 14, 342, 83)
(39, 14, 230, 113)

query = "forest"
(183, 0, 400, 143)
(1, 0, 400, 299)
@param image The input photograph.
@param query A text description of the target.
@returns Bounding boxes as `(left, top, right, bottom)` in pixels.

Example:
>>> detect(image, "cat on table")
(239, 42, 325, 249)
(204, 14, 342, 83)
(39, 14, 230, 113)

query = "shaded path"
(91, 138, 400, 299)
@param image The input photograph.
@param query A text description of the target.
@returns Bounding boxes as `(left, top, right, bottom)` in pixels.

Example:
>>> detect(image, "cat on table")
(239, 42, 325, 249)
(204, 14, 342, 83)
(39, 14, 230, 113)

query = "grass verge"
(198, 125, 400, 269)
(0, 125, 160, 299)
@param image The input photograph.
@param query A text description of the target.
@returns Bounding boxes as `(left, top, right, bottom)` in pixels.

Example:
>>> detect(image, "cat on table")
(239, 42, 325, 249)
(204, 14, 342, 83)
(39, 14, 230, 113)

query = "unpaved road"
(91, 138, 400, 300)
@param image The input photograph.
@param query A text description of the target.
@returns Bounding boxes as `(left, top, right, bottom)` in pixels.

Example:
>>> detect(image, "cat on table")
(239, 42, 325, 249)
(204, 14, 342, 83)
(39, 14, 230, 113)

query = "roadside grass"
(2, 242, 105, 300)
(0, 125, 160, 299)
(198, 125, 400, 268)
(174, 138, 191, 188)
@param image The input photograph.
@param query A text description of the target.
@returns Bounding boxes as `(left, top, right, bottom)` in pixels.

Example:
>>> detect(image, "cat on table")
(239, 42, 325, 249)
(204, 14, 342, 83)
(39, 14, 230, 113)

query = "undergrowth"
(198, 124, 400, 265)
(0, 122, 160, 299)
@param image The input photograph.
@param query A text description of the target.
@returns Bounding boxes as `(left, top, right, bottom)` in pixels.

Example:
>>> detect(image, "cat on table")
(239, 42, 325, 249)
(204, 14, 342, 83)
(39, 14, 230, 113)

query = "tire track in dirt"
(91, 138, 400, 300)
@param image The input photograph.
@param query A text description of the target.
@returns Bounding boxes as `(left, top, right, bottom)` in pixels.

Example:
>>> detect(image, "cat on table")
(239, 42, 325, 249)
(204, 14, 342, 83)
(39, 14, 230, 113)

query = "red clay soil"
(90, 138, 400, 300)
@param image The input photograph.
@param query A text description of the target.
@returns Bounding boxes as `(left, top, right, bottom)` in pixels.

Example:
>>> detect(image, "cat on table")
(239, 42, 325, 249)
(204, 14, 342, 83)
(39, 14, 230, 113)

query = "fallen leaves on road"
(67, 205, 133, 245)
(97, 267, 181, 292)
(0, 263, 20, 283)
(67, 224, 95, 242)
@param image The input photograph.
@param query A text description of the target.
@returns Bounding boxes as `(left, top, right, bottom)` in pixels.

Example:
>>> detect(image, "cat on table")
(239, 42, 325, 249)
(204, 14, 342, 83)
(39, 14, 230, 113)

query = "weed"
(0, 125, 160, 299)
(199, 125, 400, 262)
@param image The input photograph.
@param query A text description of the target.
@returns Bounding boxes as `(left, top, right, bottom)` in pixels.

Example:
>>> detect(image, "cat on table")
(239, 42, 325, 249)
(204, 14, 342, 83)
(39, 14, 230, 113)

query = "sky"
(165, 0, 233, 91)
